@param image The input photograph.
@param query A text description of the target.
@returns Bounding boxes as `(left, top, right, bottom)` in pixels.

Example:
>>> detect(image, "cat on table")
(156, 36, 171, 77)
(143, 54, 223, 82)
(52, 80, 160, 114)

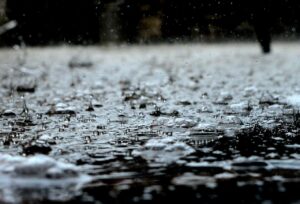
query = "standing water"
(0, 43, 300, 203)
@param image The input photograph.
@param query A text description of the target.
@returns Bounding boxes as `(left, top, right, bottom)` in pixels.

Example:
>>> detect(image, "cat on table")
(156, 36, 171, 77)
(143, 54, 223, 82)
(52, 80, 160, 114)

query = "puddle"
(0, 44, 300, 203)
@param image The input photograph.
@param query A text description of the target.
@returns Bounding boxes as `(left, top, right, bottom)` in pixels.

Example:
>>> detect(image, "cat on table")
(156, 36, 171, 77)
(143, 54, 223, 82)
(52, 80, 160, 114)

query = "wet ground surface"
(1, 43, 300, 203)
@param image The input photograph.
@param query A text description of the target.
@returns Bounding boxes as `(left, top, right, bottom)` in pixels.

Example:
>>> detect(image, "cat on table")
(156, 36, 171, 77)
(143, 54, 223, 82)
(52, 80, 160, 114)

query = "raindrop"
(85, 136, 92, 144)
(86, 95, 95, 111)
(19, 96, 31, 122)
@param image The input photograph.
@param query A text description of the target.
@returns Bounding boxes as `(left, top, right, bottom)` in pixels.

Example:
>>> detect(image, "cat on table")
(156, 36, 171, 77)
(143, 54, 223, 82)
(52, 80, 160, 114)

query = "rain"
(1, 0, 300, 203)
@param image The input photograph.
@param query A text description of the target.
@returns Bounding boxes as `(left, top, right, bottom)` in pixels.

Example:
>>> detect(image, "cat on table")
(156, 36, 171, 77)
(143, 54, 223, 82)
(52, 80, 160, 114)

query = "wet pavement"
(0, 42, 300, 203)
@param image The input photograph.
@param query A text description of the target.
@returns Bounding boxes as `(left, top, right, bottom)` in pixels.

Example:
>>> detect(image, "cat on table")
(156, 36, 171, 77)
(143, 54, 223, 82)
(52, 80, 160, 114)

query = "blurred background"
(0, 0, 299, 46)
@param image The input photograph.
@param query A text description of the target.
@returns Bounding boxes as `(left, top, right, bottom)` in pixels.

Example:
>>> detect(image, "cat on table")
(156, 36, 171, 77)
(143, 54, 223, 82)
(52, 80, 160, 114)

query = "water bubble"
(2, 110, 17, 117)
(132, 137, 195, 163)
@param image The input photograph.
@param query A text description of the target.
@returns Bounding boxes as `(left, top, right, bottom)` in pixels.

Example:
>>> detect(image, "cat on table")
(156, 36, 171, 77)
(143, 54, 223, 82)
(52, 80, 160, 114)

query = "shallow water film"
(1, 43, 300, 203)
